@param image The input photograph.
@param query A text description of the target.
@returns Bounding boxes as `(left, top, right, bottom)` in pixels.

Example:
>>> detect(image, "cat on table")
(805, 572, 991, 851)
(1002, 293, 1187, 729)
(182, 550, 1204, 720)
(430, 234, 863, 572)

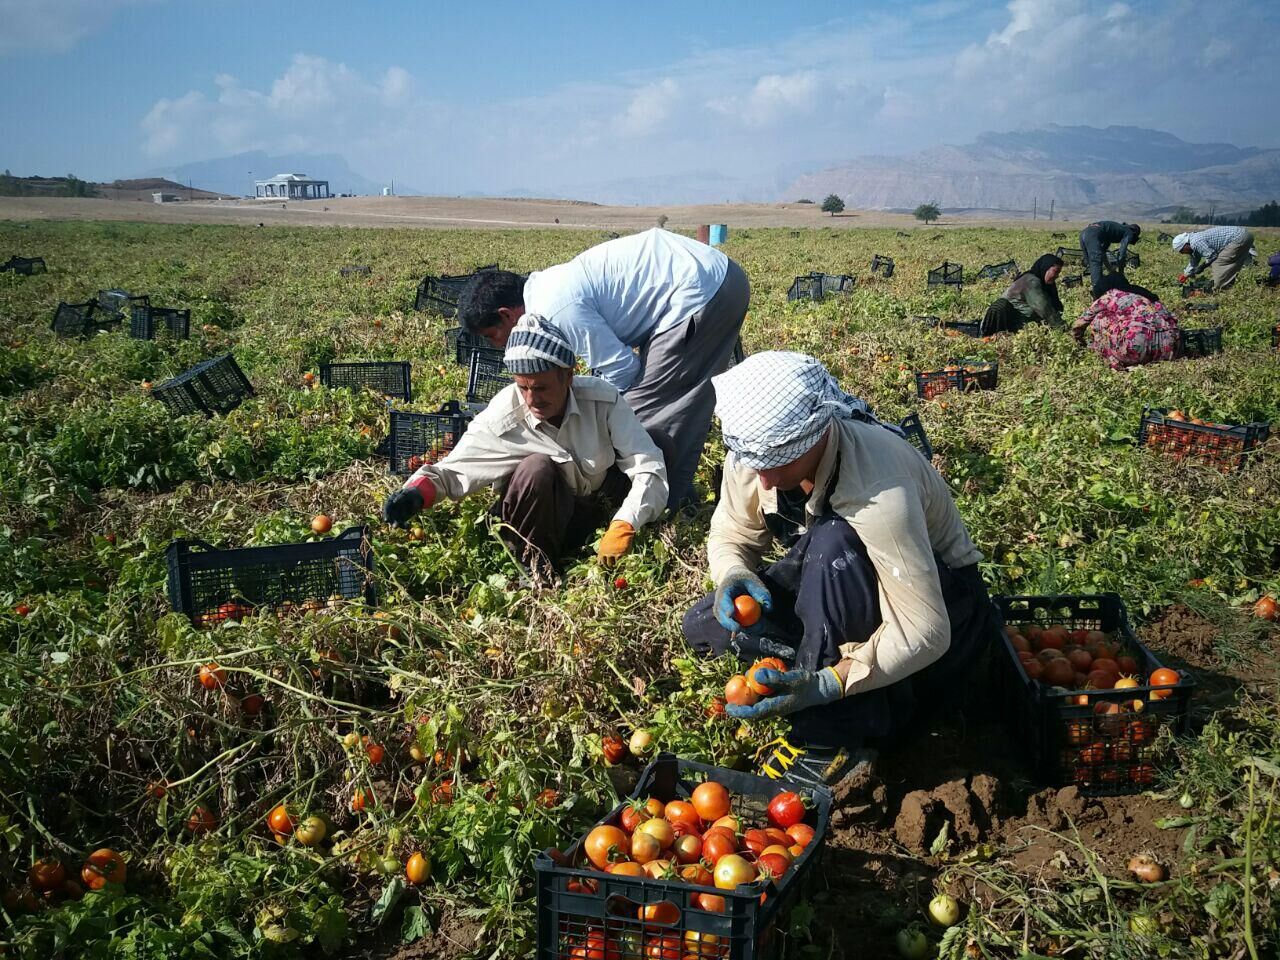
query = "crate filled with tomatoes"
(914, 360, 998, 401)
(1139, 408, 1270, 472)
(993, 594, 1194, 796)
(535, 753, 830, 960)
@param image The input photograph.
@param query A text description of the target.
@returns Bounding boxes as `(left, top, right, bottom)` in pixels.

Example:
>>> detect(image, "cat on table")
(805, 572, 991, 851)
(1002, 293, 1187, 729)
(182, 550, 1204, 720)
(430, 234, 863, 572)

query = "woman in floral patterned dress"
(1070, 282, 1178, 369)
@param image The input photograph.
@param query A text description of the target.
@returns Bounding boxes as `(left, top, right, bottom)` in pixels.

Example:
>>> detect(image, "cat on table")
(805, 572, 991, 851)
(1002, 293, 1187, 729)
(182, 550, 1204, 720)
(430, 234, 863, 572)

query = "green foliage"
(820, 194, 844, 216)
(914, 202, 941, 224)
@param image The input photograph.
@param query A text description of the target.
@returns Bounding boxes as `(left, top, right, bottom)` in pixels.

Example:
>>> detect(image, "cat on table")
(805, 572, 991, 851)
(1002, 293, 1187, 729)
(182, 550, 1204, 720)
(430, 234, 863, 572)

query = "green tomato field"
(1, 219, 1278, 959)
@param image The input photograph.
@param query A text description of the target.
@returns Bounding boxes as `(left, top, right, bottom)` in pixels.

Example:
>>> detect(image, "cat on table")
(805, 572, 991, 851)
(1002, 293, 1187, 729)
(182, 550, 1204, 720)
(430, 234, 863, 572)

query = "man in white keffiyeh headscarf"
(682, 351, 995, 790)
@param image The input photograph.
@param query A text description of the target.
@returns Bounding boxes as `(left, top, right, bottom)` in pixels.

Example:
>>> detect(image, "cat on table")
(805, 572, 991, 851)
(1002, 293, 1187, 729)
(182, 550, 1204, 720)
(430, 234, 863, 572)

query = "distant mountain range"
(147, 151, 415, 198)
(782, 125, 1280, 217)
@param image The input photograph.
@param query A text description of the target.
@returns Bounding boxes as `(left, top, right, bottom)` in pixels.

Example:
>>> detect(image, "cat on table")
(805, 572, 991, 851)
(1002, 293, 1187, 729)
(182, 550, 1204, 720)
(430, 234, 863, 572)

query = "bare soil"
(0, 195, 1101, 233)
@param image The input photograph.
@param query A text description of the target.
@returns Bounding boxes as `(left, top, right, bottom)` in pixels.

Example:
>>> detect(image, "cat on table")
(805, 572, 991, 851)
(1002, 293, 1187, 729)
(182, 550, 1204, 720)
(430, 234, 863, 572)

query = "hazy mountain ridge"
(783, 125, 1280, 215)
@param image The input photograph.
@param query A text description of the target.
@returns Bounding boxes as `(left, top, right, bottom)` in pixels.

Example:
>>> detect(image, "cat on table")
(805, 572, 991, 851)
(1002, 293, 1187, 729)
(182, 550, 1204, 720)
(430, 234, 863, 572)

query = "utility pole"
(1033, 197, 1037, 220)
(1048, 199, 1054, 221)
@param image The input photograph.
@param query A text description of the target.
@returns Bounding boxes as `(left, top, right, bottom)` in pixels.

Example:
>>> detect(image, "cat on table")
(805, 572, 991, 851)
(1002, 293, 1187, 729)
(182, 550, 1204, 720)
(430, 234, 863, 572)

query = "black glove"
(382, 487, 424, 528)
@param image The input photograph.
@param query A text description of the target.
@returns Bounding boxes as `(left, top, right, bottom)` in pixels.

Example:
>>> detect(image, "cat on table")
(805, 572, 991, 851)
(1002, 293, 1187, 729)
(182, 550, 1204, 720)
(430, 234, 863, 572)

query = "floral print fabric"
(1078, 289, 1179, 369)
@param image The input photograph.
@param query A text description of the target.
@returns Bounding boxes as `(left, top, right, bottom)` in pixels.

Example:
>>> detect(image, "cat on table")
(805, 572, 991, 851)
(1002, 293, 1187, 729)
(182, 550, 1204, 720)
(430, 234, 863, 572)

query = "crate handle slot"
(335, 527, 368, 542)
(182, 538, 222, 553)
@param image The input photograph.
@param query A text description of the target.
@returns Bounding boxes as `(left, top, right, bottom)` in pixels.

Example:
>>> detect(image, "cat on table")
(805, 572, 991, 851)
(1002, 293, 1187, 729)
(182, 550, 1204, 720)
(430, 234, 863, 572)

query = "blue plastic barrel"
(709, 224, 728, 245)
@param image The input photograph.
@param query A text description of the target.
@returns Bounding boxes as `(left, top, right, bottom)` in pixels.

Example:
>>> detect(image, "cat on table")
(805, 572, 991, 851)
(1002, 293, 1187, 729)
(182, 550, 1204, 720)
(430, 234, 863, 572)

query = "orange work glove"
(596, 520, 635, 566)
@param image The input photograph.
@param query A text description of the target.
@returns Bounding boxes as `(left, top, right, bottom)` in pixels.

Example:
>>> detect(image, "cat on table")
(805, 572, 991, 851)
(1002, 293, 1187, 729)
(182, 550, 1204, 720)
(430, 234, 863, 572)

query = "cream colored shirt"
(708, 418, 983, 695)
(408, 376, 668, 530)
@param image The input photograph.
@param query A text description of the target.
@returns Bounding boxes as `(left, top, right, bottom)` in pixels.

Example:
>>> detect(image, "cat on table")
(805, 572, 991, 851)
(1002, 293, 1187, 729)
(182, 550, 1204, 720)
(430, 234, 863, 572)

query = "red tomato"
(702, 832, 737, 864)
(663, 801, 701, 830)
(786, 823, 815, 850)
(757, 852, 791, 879)
(1023, 660, 1043, 681)
(1086, 670, 1115, 690)
(1042, 659, 1074, 687)
(1149, 668, 1179, 699)
(767, 791, 807, 829)
(1038, 629, 1065, 650)
(1091, 658, 1119, 677)
(1116, 656, 1139, 675)
(690, 782, 731, 822)
(1066, 649, 1093, 671)
(742, 828, 770, 856)
(620, 803, 651, 834)
(1011, 634, 1030, 653)
(745, 657, 786, 696)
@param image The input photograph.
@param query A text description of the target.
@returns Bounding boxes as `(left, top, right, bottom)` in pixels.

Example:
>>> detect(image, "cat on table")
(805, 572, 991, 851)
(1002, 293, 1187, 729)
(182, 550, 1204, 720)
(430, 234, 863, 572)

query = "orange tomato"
(724, 675, 759, 707)
(198, 663, 227, 690)
(405, 851, 430, 884)
(1149, 668, 1179, 699)
(584, 825, 631, 869)
(609, 862, 647, 877)
(732, 595, 761, 627)
(745, 658, 785, 696)
(267, 804, 295, 835)
(663, 800, 701, 830)
(638, 900, 681, 924)
(690, 781, 731, 822)
(28, 860, 66, 892)
(80, 849, 126, 890)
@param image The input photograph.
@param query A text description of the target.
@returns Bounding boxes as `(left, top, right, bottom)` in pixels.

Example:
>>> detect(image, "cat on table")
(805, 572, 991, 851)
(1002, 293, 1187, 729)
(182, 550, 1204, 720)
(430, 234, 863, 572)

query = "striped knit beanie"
(503, 315, 575, 374)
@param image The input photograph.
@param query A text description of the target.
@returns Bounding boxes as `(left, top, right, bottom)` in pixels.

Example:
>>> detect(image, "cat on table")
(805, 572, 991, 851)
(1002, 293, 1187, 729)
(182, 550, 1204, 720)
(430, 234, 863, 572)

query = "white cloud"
(0, 0, 156, 56)
(132, 1, 1280, 197)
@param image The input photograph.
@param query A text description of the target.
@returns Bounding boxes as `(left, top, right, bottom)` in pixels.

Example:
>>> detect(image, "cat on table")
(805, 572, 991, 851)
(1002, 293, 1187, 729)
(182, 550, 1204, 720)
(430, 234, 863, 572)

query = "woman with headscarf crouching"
(979, 254, 1065, 335)
(680, 352, 998, 789)
(1070, 277, 1177, 370)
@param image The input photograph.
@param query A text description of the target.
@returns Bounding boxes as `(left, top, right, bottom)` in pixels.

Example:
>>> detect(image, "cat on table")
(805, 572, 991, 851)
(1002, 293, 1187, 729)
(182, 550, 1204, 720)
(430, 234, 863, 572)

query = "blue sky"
(3, 0, 1278, 196)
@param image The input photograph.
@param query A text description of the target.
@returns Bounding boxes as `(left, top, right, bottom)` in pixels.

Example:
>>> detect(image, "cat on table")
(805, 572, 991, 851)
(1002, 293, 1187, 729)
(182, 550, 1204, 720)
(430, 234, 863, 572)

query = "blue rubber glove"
(726, 667, 844, 720)
(714, 566, 773, 633)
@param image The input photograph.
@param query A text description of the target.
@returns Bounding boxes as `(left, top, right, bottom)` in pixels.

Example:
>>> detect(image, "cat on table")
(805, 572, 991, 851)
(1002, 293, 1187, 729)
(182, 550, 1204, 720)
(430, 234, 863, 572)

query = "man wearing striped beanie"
(680, 352, 995, 789)
(382, 316, 670, 581)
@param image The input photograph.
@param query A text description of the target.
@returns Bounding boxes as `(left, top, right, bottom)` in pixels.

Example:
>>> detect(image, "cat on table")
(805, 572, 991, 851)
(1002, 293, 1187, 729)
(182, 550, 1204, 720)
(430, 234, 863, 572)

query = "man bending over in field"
(681, 352, 997, 789)
(1173, 226, 1257, 292)
(455, 228, 750, 510)
(381, 316, 670, 582)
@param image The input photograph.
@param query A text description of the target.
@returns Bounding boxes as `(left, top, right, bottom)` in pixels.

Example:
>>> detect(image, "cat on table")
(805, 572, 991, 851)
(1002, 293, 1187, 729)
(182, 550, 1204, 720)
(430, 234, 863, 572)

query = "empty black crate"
(130, 304, 191, 340)
(413, 263, 500, 315)
(340, 264, 371, 276)
(993, 594, 1194, 796)
(870, 254, 895, 278)
(1139, 408, 1269, 472)
(1, 255, 46, 275)
(1173, 327, 1223, 358)
(151, 353, 254, 417)
(320, 361, 412, 402)
(915, 361, 998, 400)
(166, 526, 375, 627)
(1054, 247, 1085, 267)
(534, 753, 831, 960)
(786, 272, 855, 302)
(1106, 250, 1140, 269)
(98, 289, 148, 321)
(1061, 275, 1084, 289)
(444, 326, 502, 367)
(388, 401, 471, 475)
(51, 300, 108, 337)
(976, 259, 1018, 281)
(898, 413, 933, 459)
(466, 351, 513, 406)
(927, 261, 964, 289)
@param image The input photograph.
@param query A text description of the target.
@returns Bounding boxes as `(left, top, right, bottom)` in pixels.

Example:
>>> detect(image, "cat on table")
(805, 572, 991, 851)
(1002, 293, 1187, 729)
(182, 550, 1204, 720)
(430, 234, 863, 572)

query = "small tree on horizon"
(656, 214, 668, 228)
(914, 202, 941, 225)
(821, 194, 845, 217)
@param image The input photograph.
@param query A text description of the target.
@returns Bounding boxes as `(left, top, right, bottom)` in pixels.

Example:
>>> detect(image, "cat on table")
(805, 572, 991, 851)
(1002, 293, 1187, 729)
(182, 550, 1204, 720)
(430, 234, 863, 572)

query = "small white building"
(152, 192, 178, 203)
(254, 173, 330, 200)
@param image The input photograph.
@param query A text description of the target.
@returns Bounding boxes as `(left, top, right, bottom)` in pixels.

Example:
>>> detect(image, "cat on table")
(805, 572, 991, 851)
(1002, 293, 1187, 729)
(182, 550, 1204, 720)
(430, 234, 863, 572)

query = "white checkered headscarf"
(713, 352, 899, 470)
(1171, 233, 1191, 252)
(504, 314, 575, 374)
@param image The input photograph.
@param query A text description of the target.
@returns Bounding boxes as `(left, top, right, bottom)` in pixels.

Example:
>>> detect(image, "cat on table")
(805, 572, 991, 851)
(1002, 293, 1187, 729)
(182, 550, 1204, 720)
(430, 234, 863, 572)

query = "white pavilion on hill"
(253, 173, 330, 200)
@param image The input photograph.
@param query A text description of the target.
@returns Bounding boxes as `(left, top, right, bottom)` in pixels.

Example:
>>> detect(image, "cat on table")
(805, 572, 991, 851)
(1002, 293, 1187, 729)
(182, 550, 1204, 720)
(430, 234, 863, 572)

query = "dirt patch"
(1140, 604, 1223, 669)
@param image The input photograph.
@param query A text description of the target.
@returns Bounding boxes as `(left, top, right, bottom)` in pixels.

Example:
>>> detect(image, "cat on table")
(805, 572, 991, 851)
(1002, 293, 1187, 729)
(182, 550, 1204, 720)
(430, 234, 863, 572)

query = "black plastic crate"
(976, 259, 1018, 281)
(915, 361, 998, 400)
(897, 413, 932, 460)
(51, 300, 111, 337)
(151, 353, 254, 417)
(1172, 327, 1223, 358)
(1183, 302, 1219, 313)
(534, 753, 832, 960)
(319, 361, 412, 402)
(413, 263, 500, 315)
(166, 526, 375, 627)
(1106, 250, 1140, 270)
(935, 319, 984, 339)
(870, 254, 895, 278)
(926, 261, 963, 289)
(1, 255, 46, 276)
(339, 264, 371, 276)
(129, 304, 191, 340)
(786, 272, 855, 302)
(1181, 277, 1213, 298)
(97, 289, 148, 322)
(444, 326, 503, 367)
(993, 594, 1194, 795)
(1061, 274, 1084, 289)
(1157, 231, 1174, 243)
(466, 350, 513, 407)
(388, 401, 471, 475)
(1139, 408, 1270, 472)
(1054, 247, 1085, 267)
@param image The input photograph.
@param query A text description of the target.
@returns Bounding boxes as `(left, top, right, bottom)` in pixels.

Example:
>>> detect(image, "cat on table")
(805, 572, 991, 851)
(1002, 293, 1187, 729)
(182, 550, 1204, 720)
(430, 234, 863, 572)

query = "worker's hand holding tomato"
(714, 566, 772, 633)
(725, 666, 844, 719)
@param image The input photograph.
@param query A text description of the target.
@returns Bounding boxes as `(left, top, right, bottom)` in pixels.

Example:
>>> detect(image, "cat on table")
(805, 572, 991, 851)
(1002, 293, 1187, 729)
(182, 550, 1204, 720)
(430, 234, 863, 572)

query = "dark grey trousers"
(624, 259, 750, 508)
(1079, 225, 1111, 298)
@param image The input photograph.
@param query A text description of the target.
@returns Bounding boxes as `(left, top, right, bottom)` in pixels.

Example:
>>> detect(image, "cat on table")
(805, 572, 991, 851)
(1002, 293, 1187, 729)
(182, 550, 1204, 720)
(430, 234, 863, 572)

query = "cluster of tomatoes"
(4, 849, 128, 916)
(1145, 410, 1244, 467)
(1006, 623, 1182, 788)
(556, 781, 816, 959)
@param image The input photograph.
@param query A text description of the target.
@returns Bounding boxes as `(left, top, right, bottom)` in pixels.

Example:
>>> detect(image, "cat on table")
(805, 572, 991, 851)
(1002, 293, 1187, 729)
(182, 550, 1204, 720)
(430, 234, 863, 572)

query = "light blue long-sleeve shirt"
(522, 228, 729, 391)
